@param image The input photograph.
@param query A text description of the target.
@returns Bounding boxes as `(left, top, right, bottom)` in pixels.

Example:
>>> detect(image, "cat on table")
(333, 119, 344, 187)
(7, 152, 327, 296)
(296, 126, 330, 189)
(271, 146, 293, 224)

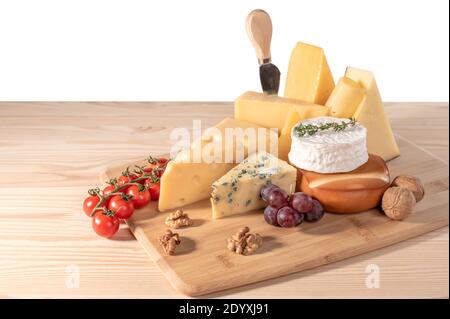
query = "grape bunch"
(261, 184, 324, 228)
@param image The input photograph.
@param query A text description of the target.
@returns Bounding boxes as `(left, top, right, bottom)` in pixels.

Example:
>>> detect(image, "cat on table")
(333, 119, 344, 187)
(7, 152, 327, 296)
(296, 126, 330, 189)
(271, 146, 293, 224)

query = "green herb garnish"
(294, 118, 356, 138)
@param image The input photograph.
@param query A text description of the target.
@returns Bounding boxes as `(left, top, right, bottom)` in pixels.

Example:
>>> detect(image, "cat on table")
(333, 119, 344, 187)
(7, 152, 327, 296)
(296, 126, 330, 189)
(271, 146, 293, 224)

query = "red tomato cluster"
(82, 156, 168, 238)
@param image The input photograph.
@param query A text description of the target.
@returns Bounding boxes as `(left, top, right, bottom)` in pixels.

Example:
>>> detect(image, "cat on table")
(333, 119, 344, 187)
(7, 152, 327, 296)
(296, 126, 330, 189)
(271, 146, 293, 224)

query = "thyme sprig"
(294, 118, 357, 138)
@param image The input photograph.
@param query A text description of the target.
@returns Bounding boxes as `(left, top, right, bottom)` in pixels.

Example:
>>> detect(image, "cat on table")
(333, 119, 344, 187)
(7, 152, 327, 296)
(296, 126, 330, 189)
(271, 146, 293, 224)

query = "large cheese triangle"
(284, 42, 335, 104)
(158, 118, 278, 211)
(345, 67, 400, 161)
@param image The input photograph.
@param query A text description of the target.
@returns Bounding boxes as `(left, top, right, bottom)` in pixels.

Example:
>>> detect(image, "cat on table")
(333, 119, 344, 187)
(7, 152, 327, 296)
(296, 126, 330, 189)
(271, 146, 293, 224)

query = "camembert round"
(289, 117, 368, 173)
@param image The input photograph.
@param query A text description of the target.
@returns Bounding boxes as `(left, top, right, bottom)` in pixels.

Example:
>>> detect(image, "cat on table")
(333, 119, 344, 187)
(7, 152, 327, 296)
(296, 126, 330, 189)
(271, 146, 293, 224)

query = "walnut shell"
(391, 175, 425, 202)
(158, 229, 181, 255)
(382, 187, 416, 220)
(165, 209, 193, 229)
(227, 227, 262, 255)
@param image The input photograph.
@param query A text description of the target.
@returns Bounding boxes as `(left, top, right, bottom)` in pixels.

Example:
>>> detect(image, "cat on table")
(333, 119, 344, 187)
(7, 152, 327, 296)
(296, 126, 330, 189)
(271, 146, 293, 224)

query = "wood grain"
(0, 102, 448, 298)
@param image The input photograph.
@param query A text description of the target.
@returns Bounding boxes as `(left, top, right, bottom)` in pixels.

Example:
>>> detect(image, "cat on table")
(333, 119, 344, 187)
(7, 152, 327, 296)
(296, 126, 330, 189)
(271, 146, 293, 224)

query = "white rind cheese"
(289, 116, 368, 173)
(211, 152, 297, 219)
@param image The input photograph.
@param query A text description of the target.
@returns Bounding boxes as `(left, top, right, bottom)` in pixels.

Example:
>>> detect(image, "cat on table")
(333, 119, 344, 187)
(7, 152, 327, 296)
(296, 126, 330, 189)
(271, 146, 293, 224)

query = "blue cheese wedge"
(211, 152, 297, 219)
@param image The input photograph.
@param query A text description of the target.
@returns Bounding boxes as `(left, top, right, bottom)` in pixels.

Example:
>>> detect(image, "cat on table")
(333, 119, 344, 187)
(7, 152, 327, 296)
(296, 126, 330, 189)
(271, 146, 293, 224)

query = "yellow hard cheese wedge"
(345, 67, 400, 161)
(159, 157, 234, 212)
(158, 118, 278, 212)
(325, 77, 366, 118)
(284, 42, 335, 104)
(211, 152, 297, 219)
(235, 91, 329, 133)
(278, 108, 302, 161)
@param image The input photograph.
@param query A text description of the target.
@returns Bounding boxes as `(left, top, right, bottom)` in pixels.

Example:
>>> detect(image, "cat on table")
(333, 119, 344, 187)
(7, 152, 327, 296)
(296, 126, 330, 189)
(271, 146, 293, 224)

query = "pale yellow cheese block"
(325, 77, 366, 118)
(234, 91, 329, 134)
(281, 108, 302, 136)
(345, 67, 400, 161)
(188, 117, 278, 162)
(278, 108, 302, 161)
(284, 42, 335, 105)
(158, 118, 278, 211)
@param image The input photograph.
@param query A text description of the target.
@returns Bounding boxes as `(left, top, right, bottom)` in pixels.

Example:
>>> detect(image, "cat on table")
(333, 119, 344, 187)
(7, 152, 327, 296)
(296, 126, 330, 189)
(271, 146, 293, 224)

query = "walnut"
(227, 226, 263, 255)
(158, 229, 181, 255)
(382, 187, 416, 220)
(391, 175, 425, 202)
(165, 209, 193, 228)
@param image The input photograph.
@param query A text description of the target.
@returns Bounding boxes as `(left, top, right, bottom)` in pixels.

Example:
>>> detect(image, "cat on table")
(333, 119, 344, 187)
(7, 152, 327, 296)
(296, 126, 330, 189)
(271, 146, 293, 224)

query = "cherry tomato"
(108, 195, 135, 219)
(83, 195, 105, 217)
(126, 185, 151, 209)
(145, 157, 168, 178)
(145, 182, 160, 201)
(102, 184, 120, 206)
(117, 175, 137, 193)
(147, 157, 168, 167)
(129, 172, 139, 180)
(103, 184, 116, 196)
(92, 211, 120, 238)
(157, 158, 168, 165)
(144, 166, 153, 174)
(117, 175, 131, 186)
(144, 167, 164, 178)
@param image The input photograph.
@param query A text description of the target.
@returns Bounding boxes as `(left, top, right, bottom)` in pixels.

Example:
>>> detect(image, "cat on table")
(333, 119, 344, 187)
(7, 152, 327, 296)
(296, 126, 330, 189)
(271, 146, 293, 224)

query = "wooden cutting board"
(101, 135, 449, 296)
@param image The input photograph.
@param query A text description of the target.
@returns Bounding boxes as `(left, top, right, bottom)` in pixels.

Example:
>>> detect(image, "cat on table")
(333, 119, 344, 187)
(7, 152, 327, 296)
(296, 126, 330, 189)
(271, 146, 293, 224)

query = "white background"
(0, 0, 448, 101)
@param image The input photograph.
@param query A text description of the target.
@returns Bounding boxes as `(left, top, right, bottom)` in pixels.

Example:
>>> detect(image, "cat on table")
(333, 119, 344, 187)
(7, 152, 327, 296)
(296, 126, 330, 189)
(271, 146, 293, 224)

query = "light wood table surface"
(0, 102, 448, 298)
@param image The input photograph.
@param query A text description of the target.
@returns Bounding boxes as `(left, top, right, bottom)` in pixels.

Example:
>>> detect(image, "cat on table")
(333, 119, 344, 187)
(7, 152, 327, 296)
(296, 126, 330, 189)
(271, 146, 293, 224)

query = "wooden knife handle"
(246, 9, 273, 64)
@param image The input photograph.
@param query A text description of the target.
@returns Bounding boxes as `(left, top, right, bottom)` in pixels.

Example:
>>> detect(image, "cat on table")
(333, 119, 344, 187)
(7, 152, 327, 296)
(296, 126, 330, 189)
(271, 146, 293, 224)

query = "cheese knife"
(246, 9, 281, 95)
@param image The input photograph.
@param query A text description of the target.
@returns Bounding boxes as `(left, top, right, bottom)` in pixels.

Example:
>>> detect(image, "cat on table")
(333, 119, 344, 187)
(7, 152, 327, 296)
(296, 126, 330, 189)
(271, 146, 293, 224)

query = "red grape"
(261, 184, 279, 202)
(277, 206, 304, 228)
(267, 188, 288, 209)
(264, 205, 280, 226)
(289, 192, 313, 213)
(304, 199, 325, 222)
